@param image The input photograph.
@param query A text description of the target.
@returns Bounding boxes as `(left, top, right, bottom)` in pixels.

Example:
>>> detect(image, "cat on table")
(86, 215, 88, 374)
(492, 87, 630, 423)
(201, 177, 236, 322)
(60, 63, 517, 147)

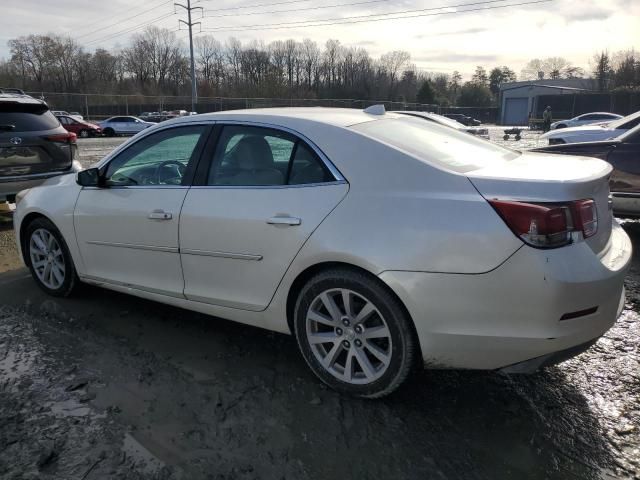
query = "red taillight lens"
(45, 132, 77, 144)
(489, 200, 571, 248)
(489, 198, 598, 249)
(572, 199, 598, 238)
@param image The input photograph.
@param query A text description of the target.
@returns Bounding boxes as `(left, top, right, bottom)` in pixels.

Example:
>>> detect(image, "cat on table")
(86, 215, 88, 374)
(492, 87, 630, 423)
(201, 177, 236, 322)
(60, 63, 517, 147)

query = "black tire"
(503, 134, 509, 140)
(103, 128, 115, 137)
(294, 268, 417, 398)
(515, 134, 522, 141)
(24, 217, 78, 297)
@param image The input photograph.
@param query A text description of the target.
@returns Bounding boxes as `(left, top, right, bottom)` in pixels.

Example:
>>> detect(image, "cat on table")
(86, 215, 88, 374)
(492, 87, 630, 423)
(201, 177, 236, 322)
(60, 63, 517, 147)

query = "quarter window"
(207, 125, 334, 186)
(105, 125, 206, 186)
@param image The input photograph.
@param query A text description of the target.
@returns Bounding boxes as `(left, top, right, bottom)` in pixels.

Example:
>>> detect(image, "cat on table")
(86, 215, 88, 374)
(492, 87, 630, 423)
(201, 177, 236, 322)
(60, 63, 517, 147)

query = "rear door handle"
(148, 209, 173, 220)
(267, 216, 301, 226)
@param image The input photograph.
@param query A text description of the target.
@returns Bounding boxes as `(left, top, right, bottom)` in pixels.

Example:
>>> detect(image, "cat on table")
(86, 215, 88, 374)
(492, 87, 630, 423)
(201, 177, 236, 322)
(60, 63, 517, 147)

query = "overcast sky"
(2, 0, 639, 78)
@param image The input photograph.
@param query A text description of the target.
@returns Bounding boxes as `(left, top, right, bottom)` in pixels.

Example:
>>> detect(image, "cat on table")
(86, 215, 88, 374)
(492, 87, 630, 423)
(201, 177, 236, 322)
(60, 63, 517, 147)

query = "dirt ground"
(0, 132, 638, 480)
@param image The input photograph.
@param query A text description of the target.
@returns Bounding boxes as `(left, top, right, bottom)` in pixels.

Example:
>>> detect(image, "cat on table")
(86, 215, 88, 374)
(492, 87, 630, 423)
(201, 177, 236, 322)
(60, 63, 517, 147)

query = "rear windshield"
(0, 103, 60, 132)
(609, 110, 640, 130)
(351, 116, 519, 173)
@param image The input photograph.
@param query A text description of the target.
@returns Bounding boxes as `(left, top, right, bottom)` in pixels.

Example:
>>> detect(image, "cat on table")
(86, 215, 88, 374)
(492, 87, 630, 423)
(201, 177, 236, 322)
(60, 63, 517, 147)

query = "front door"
(180, 124, 348, 311)
(74, 124, 209, 297)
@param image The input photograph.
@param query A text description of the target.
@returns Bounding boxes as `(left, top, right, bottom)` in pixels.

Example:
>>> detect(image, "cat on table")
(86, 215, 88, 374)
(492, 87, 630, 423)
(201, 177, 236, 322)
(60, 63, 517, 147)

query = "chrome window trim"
(189, 180, 346, 191)
(81, 185, 189, 191)
(211, 120, 346, 183)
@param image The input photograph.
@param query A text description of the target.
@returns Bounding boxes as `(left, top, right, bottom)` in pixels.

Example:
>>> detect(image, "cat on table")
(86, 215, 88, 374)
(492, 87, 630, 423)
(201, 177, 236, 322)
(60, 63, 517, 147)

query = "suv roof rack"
(0, 87, 26, 95)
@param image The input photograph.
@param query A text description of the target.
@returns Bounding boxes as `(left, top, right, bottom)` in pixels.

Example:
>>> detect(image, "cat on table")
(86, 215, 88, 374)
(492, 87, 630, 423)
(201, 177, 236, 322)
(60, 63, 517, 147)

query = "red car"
(56, 115, 102, 138)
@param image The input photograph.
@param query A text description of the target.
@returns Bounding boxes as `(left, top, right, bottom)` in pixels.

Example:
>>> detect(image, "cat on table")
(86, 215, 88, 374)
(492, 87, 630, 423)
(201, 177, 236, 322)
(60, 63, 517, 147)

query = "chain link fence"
(26, 91, 499, 123)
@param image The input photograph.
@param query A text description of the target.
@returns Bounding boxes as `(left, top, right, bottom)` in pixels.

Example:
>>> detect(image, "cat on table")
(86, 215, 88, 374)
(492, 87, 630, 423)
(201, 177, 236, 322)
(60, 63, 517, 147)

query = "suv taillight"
(489, 199, 597, 249)
(45, 132, 77, 144)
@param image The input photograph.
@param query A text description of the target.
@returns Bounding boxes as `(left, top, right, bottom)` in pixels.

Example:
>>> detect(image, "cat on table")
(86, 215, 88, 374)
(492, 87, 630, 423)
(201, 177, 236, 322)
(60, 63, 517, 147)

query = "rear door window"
(0, 103, 60, 132)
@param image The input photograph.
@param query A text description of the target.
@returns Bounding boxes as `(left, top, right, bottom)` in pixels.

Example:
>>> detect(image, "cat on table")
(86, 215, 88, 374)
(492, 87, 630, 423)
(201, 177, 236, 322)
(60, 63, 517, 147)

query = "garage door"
(504, 97, 529, 126)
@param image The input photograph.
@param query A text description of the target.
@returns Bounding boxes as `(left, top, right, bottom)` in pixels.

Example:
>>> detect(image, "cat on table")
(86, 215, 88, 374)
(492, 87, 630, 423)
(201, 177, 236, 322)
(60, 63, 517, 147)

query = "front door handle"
(148, 209, 173, 220)
(267, 216, 301, 226)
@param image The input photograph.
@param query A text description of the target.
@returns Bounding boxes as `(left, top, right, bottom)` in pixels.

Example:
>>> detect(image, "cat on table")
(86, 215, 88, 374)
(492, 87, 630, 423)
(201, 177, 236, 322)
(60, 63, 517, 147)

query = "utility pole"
(175, 0, 201, 113)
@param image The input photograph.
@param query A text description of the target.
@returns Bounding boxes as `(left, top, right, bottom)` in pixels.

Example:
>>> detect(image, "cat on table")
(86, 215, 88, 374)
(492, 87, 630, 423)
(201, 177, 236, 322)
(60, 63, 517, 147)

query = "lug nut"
(342, 340, 350, 348)
(355, 339, 363, 347)
(336, 327, 343, 336)
(342, 318, 350, 326)
(354, 325, 363, 334)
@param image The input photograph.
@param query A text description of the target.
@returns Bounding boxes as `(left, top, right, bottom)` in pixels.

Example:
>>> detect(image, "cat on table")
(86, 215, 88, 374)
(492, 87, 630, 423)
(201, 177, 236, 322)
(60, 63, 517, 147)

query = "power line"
(74, 0, 173, 39)
(196, 0, 317, 11)
(175, 0, 202, 113)
(200, 0, 551, 32)
(203, 0, 393, 18)
(84, 12, 176, 47)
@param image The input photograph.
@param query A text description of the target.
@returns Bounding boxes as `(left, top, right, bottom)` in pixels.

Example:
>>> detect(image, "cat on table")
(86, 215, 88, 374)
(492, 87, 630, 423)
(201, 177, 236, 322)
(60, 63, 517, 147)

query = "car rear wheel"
(103, 128, 115, 137)
(294, 268, 417, 398)
(79, 129, 90, 138)
(25, 217, 78, 297)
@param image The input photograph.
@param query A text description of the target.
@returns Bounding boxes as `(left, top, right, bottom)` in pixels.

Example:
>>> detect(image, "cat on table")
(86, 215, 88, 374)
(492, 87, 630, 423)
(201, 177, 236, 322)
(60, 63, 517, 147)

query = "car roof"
(168, 107, 398, 129)
(578, 112, 622, 117)
(0, 93, 46, 105)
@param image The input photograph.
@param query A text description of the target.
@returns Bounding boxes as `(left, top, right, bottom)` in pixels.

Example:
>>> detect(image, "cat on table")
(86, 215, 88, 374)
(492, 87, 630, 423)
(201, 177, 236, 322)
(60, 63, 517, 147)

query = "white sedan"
(13, 107, 631, 397)
(542, 110, 640, 145)
(550, 112, 622, 130)
(98, 116, 155, 137)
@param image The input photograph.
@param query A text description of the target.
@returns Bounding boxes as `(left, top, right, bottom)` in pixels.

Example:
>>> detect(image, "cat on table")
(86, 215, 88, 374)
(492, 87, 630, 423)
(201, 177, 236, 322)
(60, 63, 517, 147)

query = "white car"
(542, 110, 640, 145)
(550, 112, 622, 130)
(98, 116, 155, 136)
(394, 111, 490, 139)
(13, 107, 631, 398)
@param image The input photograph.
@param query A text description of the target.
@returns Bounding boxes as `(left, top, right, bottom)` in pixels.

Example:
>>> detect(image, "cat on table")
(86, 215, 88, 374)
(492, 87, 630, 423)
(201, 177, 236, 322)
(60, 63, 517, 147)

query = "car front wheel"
(294, 269, 417, 398)
(25, 217, 78, 297)
(103, 128, 115, 137)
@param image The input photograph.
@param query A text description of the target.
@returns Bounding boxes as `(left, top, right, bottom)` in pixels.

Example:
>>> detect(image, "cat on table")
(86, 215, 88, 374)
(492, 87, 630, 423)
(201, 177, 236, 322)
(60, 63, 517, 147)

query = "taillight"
(45, 132, 77, 144)
(489, 199, 597, 249)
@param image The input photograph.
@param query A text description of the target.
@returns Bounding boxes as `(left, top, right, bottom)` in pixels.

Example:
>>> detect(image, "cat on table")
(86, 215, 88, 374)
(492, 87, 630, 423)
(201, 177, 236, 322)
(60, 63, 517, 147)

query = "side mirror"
(76, 168, 101, 187)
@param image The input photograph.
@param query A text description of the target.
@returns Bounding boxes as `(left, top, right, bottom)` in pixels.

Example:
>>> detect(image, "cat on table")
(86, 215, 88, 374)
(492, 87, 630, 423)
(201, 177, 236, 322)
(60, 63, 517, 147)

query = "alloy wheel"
(305, 288, 392, 384)
(29, 228, 66, 290)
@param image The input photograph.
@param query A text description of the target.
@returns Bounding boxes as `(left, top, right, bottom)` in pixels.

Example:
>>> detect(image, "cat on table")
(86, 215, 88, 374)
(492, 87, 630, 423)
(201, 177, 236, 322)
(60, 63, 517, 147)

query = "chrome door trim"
(86, 240, 178, 253)
(188, 180, 347, 190)
(181, 248, 263, 261)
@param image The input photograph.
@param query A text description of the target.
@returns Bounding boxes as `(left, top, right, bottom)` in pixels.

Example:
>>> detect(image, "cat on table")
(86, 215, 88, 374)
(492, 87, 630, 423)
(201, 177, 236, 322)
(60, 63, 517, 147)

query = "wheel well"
(19, 212, 50, 266)
(285, 261, 422, 360)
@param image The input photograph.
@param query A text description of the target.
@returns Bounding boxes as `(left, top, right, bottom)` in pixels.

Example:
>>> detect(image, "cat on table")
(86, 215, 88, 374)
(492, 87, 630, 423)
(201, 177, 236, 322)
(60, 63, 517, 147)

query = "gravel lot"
(0, 130, 638, 480)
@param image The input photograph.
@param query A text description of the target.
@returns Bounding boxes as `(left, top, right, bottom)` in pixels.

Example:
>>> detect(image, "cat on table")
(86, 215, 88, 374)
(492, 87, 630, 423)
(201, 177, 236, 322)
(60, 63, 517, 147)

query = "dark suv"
(0, 91, 80, 202)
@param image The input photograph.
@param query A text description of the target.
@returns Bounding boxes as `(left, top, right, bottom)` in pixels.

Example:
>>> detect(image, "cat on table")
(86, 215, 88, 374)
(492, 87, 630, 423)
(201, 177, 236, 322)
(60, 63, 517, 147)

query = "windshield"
(608, 110, 640, 130)
(352, 116, 519, 174)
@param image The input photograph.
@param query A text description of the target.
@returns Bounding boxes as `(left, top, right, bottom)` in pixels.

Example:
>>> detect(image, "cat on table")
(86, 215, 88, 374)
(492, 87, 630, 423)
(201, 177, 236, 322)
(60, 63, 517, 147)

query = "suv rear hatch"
(0, 100, 74, 178)
(466, 151, 613, 254)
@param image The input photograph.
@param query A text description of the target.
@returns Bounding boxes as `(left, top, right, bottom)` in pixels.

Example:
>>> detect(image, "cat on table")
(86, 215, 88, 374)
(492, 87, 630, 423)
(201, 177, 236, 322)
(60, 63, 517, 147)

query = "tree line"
(1, 27, 638, 107)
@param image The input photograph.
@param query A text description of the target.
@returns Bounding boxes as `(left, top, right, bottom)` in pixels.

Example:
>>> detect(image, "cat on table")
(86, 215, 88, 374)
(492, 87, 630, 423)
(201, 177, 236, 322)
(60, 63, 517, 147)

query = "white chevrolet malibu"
(13, 107, 631, 398)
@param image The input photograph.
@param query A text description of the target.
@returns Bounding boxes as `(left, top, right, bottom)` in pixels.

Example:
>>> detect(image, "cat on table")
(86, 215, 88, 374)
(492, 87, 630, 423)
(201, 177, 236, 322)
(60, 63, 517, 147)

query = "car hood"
(541, 124, 611, 139)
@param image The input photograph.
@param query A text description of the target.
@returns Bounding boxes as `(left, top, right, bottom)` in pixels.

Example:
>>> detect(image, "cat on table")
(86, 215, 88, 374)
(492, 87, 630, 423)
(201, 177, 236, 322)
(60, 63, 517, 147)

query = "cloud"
(414, 53, 500, 63)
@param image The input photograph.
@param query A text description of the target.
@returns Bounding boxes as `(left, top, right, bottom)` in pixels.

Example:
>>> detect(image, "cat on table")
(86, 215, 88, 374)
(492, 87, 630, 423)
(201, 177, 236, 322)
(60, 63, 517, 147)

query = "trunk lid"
(467, 152, 613, 254)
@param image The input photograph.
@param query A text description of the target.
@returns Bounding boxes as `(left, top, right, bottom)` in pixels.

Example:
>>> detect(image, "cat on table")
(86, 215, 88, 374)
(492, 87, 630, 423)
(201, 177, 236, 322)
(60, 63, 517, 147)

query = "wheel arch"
(285, 261, 423, 361)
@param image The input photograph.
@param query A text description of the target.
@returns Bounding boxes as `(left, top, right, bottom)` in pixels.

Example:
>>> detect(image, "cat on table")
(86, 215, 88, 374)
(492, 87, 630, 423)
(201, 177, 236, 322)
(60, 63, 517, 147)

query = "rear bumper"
(380, 221, 631, 370)
(0, 161, 81, 201)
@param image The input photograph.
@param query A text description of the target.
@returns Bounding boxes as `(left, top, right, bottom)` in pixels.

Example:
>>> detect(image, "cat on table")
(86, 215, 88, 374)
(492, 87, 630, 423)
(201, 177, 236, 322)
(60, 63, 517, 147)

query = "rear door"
(0, 102, 72, 178)
(179, 123, 348, 311)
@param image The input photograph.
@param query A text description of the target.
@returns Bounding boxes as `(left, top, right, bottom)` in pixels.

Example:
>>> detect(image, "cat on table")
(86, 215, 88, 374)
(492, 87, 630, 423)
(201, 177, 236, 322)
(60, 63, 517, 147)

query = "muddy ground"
(0, 132, 639, 480)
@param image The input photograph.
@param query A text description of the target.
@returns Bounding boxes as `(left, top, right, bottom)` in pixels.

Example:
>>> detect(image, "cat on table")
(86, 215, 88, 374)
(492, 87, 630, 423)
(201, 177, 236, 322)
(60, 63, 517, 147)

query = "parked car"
(51, 110, 70, 117)
(551, 112, 622, 130)
(1, 92, 80, 202)
(541, 110, 640, 145)
(98, 116, 155, 136)
(13, 107, 630, 397)
(56, 115, 102, 138)
(443, 113, 481, 126)
(69, 111, 84, 121)
(394, 111, 490, 139)
(534, 123, 640, 217)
